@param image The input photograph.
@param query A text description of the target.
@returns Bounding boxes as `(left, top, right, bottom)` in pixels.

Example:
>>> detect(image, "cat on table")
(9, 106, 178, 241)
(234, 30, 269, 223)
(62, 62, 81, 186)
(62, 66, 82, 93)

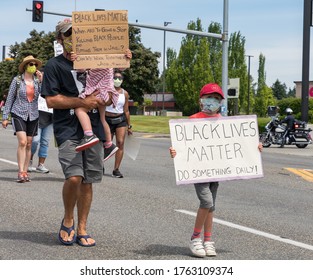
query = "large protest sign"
(169, 115, 263, 185)
(72, 10, 130, 69)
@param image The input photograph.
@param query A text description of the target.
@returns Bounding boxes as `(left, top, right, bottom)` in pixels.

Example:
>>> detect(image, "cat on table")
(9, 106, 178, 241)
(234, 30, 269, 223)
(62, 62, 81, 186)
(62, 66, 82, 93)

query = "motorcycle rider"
(280, 108, 295, 147)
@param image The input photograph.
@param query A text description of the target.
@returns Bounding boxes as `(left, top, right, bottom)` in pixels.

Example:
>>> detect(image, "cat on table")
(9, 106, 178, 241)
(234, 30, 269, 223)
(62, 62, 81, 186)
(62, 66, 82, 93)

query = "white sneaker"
(36, 164, 49, 173)
(204, 241, 217, 257)
(189, 238, 206, 258)
(28, 160, 35, 172)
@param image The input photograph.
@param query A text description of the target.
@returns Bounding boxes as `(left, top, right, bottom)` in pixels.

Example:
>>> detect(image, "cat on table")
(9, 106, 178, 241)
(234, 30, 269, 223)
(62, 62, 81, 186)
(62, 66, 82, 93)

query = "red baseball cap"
(200, 83, 224, 99)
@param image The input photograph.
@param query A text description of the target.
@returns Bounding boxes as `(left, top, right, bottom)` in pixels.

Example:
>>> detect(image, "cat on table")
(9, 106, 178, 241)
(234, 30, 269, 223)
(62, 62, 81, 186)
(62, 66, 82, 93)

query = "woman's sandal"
(17, 172, 25, 183)
(23, 172, 31, 182)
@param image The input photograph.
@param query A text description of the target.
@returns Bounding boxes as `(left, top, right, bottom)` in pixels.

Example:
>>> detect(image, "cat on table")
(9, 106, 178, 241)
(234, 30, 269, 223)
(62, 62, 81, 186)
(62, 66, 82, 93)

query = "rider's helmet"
(286, 108, 293, 115)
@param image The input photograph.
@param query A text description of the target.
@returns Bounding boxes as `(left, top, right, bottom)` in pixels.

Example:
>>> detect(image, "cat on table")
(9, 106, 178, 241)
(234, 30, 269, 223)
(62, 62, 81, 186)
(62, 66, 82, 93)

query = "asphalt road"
(1, 126, 313, 261)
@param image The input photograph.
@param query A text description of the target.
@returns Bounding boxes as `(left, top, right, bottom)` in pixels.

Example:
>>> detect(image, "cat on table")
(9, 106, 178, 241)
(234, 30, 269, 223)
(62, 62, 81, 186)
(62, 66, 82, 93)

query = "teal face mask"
(200, 97, 221, 113)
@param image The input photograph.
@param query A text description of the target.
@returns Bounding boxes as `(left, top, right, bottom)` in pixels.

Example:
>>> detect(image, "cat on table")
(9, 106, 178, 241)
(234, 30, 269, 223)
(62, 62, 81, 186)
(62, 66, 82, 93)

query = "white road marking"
(0, 158, 17, 165)
(0, 158, 54, 175)
(176, 209, 313, 251)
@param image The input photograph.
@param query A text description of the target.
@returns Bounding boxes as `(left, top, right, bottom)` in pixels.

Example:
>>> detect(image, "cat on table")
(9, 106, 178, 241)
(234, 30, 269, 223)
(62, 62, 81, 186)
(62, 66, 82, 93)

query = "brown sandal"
(17, 172, 25, 183)
(23, 172, 31, 182)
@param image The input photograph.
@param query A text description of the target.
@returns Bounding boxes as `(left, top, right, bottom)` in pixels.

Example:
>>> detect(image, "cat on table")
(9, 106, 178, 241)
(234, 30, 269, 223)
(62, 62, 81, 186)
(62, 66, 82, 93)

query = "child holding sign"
(169, 83, 262, 258)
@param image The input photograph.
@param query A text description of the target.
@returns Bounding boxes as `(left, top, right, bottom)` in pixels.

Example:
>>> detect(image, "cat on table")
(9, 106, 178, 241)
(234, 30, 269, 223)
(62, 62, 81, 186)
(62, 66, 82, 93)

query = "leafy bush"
(277, 97, 313, 123)
(258, 117, 271, 133)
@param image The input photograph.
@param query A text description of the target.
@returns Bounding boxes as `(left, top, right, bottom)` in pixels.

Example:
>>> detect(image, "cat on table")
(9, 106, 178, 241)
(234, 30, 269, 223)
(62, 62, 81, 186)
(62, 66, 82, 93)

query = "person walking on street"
(41, 19, 109, 247)
(105, 70, 132, 178)
(0, 93, 7, 114)
(2, 55, 43, 182)
(169, 83, 263, 258)
(28, 95, 53, 173)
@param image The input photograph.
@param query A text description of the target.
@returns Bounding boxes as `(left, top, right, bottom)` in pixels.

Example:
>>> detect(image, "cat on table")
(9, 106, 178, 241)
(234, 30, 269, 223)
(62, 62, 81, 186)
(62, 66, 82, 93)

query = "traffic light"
(228, 88, 237, 97)
(32, 1, 44, 22)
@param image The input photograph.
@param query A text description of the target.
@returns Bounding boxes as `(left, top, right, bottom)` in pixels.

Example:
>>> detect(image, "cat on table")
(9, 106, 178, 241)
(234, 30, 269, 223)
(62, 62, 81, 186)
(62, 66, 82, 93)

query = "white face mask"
(114, 78, 123, 88)
(200, 97, 221, 113)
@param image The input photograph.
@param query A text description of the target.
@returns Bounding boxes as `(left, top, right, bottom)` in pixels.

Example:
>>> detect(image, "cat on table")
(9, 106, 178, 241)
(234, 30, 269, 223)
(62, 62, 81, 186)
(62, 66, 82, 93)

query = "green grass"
(131, 115, 187, 134)
(0, 112, 270, 135)
(131, 115, 270, 134)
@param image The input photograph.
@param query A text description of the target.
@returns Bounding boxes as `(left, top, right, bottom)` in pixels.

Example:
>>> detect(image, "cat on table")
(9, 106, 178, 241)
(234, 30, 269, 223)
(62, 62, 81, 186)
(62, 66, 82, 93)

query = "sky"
(0, 0, 309, 89)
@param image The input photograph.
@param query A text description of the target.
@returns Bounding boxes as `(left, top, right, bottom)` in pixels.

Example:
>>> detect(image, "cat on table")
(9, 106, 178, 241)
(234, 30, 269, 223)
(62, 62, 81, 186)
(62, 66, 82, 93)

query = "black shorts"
(105, 113, 127, 134)
(11, 113, 38, 137)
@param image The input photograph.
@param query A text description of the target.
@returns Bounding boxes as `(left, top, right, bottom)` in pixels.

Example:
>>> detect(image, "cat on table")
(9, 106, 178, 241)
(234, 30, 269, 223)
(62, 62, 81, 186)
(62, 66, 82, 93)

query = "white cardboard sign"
(169, 115, 263, 185)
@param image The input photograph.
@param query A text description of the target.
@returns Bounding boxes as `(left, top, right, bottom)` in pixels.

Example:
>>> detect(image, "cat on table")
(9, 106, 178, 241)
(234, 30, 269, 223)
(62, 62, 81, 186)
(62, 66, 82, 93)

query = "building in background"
(128, 92, 182, 116)
(294, 81, 313, 98)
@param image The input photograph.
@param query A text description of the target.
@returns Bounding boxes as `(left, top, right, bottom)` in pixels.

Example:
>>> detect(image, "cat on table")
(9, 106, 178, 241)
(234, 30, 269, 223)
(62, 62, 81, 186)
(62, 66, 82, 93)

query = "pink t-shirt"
(79, 68, 119, 107)
(189, 111, 221, 119)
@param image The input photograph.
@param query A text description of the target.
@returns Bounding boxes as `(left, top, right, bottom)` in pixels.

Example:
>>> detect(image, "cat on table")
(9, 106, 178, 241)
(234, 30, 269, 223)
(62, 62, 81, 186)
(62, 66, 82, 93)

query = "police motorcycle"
(259, 108, 312, 148)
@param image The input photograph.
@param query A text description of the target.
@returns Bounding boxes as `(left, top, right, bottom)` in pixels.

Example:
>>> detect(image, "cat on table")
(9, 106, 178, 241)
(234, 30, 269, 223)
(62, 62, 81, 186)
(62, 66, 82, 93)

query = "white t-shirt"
(106, 89, 125, 114)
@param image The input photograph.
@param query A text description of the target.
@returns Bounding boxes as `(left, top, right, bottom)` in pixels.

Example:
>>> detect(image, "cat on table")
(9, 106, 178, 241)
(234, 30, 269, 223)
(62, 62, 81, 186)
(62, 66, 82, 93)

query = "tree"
(0, 60, 17, 95)
(228, 31, 250, 114)
(271, 79, 287, 100)
(0, 30, 55, 97)
(166, 18, 213, 115)
(207, 22, 222, 84)
(139, 98, 153, 114)
(154, 48, 178, 92)
(166, 48, 177, 69)
(166, 20, 255, 116)
(287, 86, 296, 98)
(254, 53, 275, 116)
(122, 26, 160, 104)
(0, 27, 160, 104)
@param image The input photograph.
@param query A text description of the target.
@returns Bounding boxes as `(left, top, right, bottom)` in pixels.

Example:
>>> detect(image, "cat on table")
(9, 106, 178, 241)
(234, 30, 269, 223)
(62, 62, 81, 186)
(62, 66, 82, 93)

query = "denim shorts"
(194, 182, 219, 211)
(58, 140, 103, 184)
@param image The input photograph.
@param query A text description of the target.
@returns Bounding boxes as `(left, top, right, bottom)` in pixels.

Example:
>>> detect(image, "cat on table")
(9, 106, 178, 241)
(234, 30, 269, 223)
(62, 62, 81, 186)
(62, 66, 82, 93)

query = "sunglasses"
(114, 76, 123, 80)
(29, 62, 38, 67)
(63, 28, 72, 38)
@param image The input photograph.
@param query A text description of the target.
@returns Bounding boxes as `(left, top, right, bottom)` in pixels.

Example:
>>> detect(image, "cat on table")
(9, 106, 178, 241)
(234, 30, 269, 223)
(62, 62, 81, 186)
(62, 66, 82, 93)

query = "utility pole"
(301, 0, 311, 122)
(221, 0, 229, 116)
(246, 55, 253, 115)
(2, 45, 6, 61)
(162, 21, 172, 113)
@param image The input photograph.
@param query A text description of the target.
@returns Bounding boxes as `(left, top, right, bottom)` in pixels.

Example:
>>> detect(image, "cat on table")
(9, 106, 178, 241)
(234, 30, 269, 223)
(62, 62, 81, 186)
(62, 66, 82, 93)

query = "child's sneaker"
(189, 238, 206, 258)
(103, 143, 119, 162)
(75, 134, 99, 152)
(204, 241, 217, 257)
